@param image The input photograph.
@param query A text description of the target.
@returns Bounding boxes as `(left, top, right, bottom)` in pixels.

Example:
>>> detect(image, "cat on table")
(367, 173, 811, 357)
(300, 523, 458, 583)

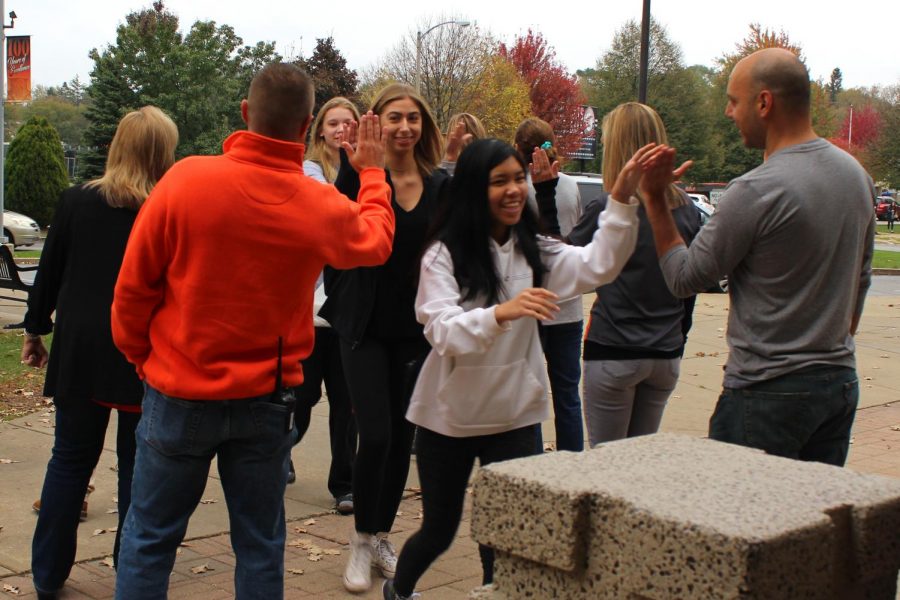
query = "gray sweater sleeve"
(660, 179, 757, 298)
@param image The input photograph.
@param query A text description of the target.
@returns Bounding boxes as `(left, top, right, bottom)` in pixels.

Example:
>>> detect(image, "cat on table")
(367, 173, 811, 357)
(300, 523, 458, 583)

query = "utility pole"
(638, 0, 650, 103)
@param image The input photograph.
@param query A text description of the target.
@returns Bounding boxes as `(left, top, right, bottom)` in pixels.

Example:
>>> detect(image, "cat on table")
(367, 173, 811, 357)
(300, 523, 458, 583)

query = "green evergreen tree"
(79, 1, 280, 176)
(295, 37, 359, 114)
(5, 117, 69, 227)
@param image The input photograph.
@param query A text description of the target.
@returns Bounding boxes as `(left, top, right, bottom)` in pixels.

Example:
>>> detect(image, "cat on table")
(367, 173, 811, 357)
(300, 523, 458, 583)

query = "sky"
(14, 0, 900, 92)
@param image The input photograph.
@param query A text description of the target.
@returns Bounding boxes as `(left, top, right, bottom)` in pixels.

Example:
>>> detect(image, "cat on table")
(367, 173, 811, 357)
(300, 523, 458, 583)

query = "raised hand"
(343, 111, 385, 172)
(530, 147, 560, 184)
(443, 121, 473, 163)
(609, 143, 658, 201)
(338, 120, 358, 151)
(495, 288, 560, 324)
(638, 145, 693, 207)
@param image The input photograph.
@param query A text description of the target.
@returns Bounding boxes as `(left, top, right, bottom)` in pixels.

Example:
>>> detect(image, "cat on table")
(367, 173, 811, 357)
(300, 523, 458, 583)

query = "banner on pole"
(7, 35, 31, 103)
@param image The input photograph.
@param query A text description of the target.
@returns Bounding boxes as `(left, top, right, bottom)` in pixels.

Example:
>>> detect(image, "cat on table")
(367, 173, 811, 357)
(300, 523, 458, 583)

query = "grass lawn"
(0, 330, 52, 420)
(873, 250, 900, 269)
(13, 249, 41, 259)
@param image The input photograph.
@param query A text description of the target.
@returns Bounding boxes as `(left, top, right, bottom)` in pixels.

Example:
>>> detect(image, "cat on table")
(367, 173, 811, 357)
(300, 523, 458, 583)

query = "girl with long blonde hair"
(24, 106, 178, 599)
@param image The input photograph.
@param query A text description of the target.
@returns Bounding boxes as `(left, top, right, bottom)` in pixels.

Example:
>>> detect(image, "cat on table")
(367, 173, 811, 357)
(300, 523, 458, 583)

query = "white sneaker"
(468, 583, 495, 598)
(343, 531, 374, 592)
(372, 532, 398, 578)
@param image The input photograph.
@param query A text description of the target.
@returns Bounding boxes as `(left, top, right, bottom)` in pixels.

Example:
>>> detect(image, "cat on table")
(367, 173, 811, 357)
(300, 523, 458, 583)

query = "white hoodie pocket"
(436, 358, 544, 430)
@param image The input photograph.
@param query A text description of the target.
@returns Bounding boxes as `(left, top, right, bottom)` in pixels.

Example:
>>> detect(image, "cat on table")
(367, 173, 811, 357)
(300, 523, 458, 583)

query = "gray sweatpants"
(582, 358, 680, 448)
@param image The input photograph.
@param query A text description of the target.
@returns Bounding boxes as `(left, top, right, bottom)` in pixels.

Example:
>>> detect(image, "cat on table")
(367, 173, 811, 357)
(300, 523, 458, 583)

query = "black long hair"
(425, 138, 546, 306)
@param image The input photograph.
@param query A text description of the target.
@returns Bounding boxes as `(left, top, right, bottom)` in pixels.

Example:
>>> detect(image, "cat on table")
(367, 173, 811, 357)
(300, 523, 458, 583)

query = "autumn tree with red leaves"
(499, 30, 585, 156)
(831, 104, 882, 156)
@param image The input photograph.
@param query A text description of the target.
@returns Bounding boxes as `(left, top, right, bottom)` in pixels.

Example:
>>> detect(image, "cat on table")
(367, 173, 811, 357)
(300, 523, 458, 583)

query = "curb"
(873, 268, 900, 276)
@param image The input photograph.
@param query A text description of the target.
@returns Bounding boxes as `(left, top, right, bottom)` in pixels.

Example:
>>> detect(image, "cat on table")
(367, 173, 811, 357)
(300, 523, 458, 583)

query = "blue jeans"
(709, 365, 859, 466)
(32, 399, 139, 594)
(115, 386, 293, 600)
(537, 320, 584, 452)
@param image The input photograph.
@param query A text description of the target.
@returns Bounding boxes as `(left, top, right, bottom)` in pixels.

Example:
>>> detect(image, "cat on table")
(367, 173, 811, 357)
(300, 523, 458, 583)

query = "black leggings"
(393, 425, 538, 597)
(340, 335, 427, 534)
(293, 327, 356, 498)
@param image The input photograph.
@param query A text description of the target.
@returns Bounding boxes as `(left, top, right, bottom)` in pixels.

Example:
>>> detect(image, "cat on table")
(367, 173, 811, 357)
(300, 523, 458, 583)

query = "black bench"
(0, 244, 36, 304)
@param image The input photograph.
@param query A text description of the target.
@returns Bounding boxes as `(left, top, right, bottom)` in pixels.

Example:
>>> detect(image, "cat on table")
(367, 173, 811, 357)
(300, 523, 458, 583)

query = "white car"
(4, 210, 41, 247)
(565, 173, 604, 211)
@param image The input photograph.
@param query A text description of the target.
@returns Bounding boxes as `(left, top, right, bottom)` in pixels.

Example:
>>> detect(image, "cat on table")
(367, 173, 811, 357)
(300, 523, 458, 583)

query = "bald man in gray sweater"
(639, 48, 875, 466)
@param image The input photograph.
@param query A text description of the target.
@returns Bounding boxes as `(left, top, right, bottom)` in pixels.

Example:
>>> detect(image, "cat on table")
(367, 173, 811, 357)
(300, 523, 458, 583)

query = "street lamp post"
(0, 2, 16, 245)
(415, 19, 471, 93)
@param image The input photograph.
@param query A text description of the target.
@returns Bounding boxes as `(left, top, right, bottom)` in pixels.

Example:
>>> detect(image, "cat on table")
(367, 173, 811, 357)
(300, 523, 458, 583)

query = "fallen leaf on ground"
(292, 526, 307, 534)
(303, 518, 316, 526)
(180, 542, 193, 548)
(307, 554, 322, 562)
(322, 549, 341, 556)
(101, 556, 115, 569)
(695, 351, 706, 357)
(0, 458, 20, 464)
(395, 511, 404, 516)
(92, 529, 107, 536)
(108, 526, 118, 532)
(199, 498, 217, 504)
(288, 568, 304, 575)
(190, 563, 213, 574)
(890, 426, 900, 432)
(3, 583, 20, 594)
(106, 508, 118, 514)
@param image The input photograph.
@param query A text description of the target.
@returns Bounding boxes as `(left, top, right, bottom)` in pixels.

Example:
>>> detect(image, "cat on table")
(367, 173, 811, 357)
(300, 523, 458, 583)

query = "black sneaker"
(334, 492, 353, 515)
(287, 460, 296, 484)
(382, 579, 421, 600)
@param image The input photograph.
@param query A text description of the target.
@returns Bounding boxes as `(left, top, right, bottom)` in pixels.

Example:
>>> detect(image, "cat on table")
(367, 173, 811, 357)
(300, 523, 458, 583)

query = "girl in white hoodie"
(382, 138, 659, 599)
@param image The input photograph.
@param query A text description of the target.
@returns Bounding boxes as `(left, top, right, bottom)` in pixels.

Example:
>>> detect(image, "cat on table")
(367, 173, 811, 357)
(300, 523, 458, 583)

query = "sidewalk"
(1, 288, 898, 598)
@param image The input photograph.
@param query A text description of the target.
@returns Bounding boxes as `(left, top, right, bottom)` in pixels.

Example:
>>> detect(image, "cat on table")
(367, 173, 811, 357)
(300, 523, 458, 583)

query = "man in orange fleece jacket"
(112, 63, 394, 600)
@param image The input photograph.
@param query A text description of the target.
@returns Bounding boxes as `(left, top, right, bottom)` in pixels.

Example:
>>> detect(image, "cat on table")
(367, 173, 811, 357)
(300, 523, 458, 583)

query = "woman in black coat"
(22, 106, 178, 600)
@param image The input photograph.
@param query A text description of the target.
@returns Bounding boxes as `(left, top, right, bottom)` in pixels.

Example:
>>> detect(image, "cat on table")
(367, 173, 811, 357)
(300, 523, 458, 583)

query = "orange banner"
(7, 36, 31, 103)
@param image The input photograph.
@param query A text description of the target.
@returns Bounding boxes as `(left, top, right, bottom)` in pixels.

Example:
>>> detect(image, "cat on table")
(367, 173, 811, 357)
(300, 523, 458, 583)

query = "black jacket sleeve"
(23, 191, 73, 335)
(533, 178, 560, 237)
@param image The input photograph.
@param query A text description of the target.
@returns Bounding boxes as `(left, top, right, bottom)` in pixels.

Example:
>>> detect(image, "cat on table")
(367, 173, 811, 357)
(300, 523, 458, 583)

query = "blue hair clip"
(540, 141, 552, 150)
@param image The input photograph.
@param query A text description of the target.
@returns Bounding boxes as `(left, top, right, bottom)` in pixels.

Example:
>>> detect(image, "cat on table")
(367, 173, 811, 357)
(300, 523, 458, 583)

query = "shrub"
(4, 116, 69, 227)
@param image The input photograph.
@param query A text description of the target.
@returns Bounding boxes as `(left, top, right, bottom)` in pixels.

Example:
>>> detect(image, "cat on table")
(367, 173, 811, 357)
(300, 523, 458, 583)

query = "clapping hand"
(638, 145, 693, 209)
(443, 121, 473, 163)
(343, 111, 386, 172)
(608, 143, 659, 202)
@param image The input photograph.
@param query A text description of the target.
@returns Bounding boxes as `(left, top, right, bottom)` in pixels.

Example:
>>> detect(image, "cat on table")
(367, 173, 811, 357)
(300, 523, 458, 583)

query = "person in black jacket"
(320, 83, 451, 593)
(22, 106, 178, 600)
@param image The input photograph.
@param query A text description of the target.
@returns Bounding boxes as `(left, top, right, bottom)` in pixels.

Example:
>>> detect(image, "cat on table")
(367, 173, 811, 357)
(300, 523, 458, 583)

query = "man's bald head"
(739, 48, 811, 117)
(244, 63, 314, 142)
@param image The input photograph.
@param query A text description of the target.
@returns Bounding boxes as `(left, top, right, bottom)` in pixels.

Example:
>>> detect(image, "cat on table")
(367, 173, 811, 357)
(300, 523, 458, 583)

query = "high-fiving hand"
(343, 111, 386, 172)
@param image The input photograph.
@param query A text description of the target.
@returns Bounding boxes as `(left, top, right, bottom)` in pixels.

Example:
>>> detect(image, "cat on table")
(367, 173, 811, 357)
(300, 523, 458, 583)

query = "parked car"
(3, 210, 40, 247)
(687, 195, 728, 293)
(564, 172, 604, 211)
(688, 194, 715, 225)
(875, 198, 898, 220)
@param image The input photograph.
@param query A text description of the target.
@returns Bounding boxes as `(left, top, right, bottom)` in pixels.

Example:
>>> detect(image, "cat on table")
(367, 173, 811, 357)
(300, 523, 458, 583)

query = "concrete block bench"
(471, 433, 900, 599)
